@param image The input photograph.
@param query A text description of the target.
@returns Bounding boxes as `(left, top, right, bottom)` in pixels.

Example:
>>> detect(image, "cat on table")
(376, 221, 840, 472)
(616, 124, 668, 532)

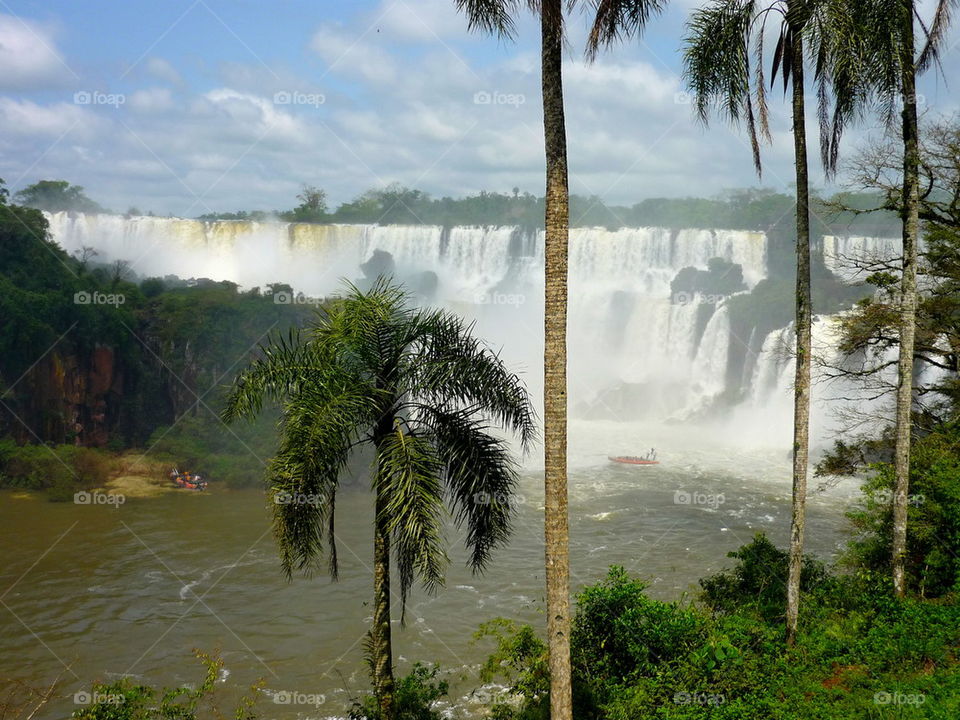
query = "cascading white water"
(46, 213, 768, 421)
(46, 211, 793, 427)
(823, 234, 903, 281)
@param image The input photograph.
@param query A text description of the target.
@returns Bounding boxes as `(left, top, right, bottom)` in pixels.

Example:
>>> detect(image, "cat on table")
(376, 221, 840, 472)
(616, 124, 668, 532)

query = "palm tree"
(222, 279, 536, 719)
(828, 0, 956, 597)
(682, 0, 846, 645)
(854, 0, 951, 598)
(455, 2, 575, 715)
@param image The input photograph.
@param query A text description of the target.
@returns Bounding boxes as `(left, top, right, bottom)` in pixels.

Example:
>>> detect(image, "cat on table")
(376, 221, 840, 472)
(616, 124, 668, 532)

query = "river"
(0, 419, 859, 719)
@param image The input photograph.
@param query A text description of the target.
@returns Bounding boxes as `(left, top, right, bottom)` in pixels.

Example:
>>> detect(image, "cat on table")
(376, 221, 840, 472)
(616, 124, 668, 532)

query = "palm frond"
(379, 427, 449, 620)
(683, 0, 766, 174)
(221, 327, 318, 422)
(270, 381, 376, 578)
(402, 309, 538, 451)
(455, 0, 521, 38)
(917, 0, 956, 74)
(414, 405, 519, 574)
(585, 0, 669, 60)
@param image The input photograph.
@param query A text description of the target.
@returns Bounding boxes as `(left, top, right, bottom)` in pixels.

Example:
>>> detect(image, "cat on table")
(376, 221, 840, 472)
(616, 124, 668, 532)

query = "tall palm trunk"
(372, 417, 395, 719)
(540, 1, 572, 717)
(892, 0, 920, 598)
(785, 21, 813, 647)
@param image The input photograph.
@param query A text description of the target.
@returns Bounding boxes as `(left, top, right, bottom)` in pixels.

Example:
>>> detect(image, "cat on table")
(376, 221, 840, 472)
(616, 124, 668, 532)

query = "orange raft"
(608, 456, 660, 465)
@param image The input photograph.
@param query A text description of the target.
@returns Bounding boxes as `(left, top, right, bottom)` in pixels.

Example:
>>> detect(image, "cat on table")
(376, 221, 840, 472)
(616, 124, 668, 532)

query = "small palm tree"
(223, 279, 536, 719)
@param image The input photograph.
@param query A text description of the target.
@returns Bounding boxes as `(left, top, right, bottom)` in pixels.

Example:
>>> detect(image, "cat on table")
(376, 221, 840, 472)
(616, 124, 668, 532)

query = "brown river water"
(0, 421, 859, 719)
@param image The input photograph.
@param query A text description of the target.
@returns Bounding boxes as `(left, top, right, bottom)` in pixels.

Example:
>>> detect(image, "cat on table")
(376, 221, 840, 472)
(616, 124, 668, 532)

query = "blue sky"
(1, 0, 957, 216)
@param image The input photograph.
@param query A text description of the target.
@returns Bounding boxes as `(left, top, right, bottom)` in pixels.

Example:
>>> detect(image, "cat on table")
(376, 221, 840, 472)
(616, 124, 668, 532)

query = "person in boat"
(644, 448, 657, 461)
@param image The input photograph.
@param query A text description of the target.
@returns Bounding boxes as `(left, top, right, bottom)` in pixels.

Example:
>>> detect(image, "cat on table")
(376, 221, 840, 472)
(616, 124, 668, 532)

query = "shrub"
(573, 566, 706, 685)
(845, 422, 960, 598)
(70, 651, 260, 719)
(349, 663, 449, 720)
(699, 533, 829, 622)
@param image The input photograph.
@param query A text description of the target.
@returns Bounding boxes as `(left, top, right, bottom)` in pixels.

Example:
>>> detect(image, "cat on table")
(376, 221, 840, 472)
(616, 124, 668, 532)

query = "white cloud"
(373, 0, 467, 42)
(0, 14, 72, 90)
(0, 98, 97, 138)
(145, 57, 182, 86)
(6, 2, 960, 216)
(129, 87, 175, 113)
(310, 23, 397, 84)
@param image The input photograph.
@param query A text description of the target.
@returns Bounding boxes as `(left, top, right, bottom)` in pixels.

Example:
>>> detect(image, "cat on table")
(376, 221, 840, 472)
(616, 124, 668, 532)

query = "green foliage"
(0, 437, 112, 497)
(278, 185, 329, 223)
(265, 182, 900, 231)
(699, 533, 830, 622)
(71, 651, 260, 719)
(845, 422, 960, 598)
(14, 180, 105, 213)
(223, 279, 535, 598)
(348, 664, 448, 720)
(573, 566, 706, 683)
(146, 410, 279, 489)
(475, 618, 549, 710)
(0, 200, 315, 454)
(481, 555, 960, 720)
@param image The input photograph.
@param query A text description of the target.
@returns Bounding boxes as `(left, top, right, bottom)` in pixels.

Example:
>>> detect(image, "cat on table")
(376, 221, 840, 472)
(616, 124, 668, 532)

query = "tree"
(455, 1, 591, 714)
(680, 0, 860, 645)
(287, 184, 328, 223)
(222, 279, 535, 720)
(13, 180, 105, 213)
(823, 117, 960, 450)
(837, 0, 958, 597)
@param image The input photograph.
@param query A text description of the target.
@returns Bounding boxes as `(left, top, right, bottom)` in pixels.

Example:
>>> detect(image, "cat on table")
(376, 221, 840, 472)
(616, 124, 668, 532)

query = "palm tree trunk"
(372, 419, 395, 719)
(371, 488, 395, 718)
(892, 0, 920, 598)
(785, 24, 812, 648)
(540, 1, 572, 717)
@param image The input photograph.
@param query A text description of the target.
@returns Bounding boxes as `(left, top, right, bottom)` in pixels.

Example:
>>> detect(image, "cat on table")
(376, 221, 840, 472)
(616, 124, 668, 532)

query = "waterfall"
(823, 234, 903, 281)
(44, 211, 776, 423)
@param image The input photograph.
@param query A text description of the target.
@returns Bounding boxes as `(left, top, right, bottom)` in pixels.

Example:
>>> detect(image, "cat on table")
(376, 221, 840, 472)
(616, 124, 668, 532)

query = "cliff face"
(9, 346, 123, 447)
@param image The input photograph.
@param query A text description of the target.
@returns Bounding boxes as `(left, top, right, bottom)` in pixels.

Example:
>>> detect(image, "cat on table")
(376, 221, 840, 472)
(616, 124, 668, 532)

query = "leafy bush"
(845, 422, 960, 597)
(69, 651, 260, 719)
(699, 533, 829, 622)
(349, 663, 449, 720)
(573, 566, 706, 684)
(0, 437, 113, 497)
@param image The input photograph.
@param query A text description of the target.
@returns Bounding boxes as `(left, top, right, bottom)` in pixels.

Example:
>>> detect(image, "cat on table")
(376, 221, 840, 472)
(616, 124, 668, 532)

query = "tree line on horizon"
(11, 176, 902, 235)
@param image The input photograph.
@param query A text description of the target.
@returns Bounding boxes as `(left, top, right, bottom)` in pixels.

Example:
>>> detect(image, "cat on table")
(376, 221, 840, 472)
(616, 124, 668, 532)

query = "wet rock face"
(1, 344, 129, 448)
